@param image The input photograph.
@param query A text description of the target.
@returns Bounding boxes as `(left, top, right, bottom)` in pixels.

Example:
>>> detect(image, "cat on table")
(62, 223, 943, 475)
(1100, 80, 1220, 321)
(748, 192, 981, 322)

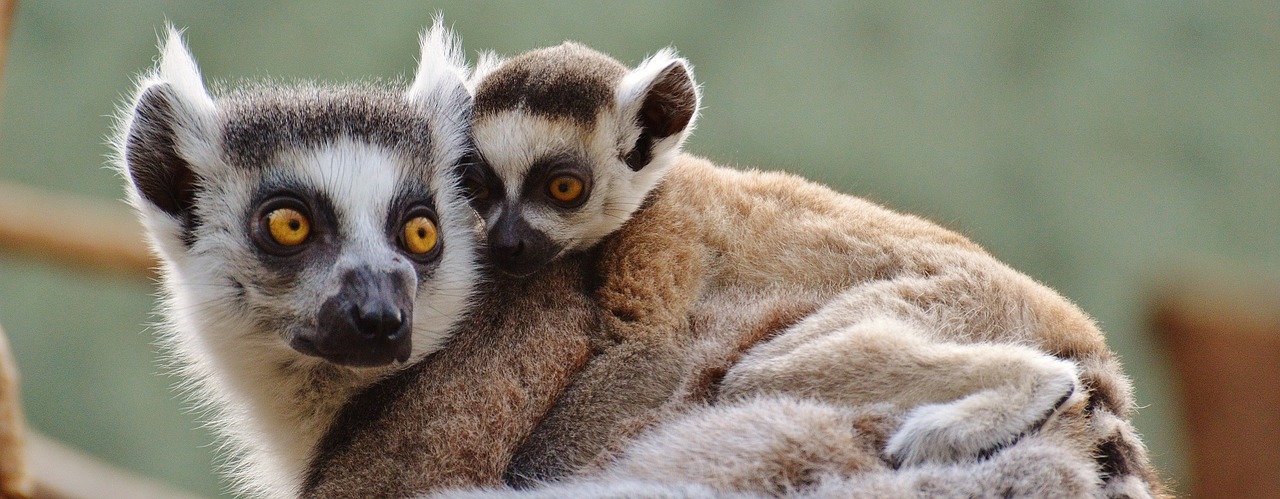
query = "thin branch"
(25, 431, 205, 499)
(0, 320, 34, 499)
(0, 0, 15, 109)
(0, 181, 154, 278)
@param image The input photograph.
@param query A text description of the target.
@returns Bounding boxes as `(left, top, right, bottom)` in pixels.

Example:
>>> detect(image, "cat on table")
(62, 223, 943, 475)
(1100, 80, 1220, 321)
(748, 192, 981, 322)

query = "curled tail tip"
(1093, 415, 1170, 499)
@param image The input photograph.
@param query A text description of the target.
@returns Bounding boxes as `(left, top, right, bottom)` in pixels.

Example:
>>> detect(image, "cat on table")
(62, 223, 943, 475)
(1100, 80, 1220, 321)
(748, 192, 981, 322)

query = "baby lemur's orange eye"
(547, 175, 584, 204)
(266, 208, 310, 247)
(403, 216, 439, 255)
(462, 177, 491, 202)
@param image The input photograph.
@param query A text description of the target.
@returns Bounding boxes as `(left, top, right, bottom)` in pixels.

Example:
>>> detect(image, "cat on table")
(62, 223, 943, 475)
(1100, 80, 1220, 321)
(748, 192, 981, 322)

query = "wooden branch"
(0, 321, 34, 499)
(0, 4, 196, 498)
(0, 0, 15, 110)
(6, 319, 200, 499)
(24, 431, 204, 499)
(0, 11, 28, 494)
(0, 3, 152, 280)
(0, 181, 154, 278)
(1152, 274, 1280, 499)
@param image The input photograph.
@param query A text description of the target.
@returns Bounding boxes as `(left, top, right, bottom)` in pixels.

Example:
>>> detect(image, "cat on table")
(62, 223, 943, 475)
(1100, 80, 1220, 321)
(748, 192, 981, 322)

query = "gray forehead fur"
(218, 83, 438, 170)
(474, 42, 627, 124)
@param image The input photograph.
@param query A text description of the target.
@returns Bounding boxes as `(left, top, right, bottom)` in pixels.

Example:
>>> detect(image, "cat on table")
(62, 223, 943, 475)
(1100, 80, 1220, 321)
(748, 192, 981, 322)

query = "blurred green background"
(1, 1, 1276, 496)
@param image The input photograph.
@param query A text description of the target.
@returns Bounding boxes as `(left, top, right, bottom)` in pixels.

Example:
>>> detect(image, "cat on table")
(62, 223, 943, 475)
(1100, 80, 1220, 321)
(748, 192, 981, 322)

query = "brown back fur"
(301, 254, 598, 497)
(504, 154, 1165, 496)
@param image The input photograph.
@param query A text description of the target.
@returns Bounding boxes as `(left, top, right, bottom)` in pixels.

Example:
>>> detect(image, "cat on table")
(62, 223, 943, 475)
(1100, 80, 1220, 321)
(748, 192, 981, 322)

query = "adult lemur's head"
(116, 25, 476, 369)
(461, 43, 701, 277)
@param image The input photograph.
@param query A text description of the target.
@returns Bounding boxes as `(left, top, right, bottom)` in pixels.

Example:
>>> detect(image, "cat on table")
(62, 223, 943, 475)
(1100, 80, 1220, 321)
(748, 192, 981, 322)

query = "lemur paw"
(885, 358, 1082, 468)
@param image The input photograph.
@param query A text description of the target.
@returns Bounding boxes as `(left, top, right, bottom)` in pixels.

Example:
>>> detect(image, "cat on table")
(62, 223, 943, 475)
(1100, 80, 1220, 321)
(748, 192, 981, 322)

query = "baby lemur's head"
(116, 25, 476, 369)
(463, 43, 701, 276)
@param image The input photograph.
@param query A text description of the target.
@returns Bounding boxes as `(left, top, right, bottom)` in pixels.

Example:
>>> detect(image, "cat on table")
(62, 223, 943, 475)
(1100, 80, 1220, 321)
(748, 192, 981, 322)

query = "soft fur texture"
(467, 44, 1166, 497)
(456, 397, 1107, 499)
(115, 23, 477, 497)
(300, 253, 599, 498)
(503, 154, 1165, 497)
(306, 42, 1165, 498)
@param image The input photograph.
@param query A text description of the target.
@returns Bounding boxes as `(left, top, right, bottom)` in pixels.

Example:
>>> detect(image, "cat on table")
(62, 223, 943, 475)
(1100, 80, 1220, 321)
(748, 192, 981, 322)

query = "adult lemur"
(113, 24, 589, 497)
(448, 43, 1165, 497)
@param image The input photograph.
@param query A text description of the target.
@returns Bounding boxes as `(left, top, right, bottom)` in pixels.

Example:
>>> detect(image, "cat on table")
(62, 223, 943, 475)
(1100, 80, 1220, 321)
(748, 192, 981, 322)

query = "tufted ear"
(406, 17, 470, 108)
(617, 50, 700, 172)
(404, 17, 473, 167)
(467, 50, 505, 94)
(121, 26, 218, 222)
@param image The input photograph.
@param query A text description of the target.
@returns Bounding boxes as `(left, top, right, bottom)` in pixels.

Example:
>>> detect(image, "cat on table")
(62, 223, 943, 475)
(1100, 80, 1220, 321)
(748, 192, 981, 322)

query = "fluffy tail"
(1079, 360, 1170, 498)
(1088, 407, 1170, 499)
(0, 322, 34, 498)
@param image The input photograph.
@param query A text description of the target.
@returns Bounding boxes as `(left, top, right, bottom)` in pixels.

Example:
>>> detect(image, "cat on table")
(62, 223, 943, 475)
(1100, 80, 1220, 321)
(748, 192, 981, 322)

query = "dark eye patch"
(520, 154, 593, 209)
(244, 180, 341, 291)
(459, 152, 503, 211)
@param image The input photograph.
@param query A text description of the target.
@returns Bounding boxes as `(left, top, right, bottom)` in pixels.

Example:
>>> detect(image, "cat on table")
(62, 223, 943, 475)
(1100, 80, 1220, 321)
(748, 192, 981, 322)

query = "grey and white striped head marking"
(116, 23, 477, 369)
(462, 42, 701, 277)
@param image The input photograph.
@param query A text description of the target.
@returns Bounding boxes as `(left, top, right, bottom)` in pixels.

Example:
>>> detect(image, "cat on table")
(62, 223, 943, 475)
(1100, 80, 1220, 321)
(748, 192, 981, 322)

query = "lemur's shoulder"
(660, 154, 981, 251)
(593, 158, 715, 343)
(604, 153, 987, 307)
(593, 148, 974, 342)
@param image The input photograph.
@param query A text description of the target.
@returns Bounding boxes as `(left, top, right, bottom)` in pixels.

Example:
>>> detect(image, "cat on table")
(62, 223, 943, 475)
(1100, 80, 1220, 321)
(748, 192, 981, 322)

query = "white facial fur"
(114, 21, 476, 497)
(471, 112, 641, 254)
(466, 46, 701, 272)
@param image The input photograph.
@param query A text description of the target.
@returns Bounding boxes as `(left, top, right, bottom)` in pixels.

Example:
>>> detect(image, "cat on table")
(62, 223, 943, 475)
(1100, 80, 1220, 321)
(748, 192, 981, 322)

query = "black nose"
(297, 268, 415, 367)
(351, 301, 405, 340)
(486, 211, 560, 277)
(491, 233, 525, 258)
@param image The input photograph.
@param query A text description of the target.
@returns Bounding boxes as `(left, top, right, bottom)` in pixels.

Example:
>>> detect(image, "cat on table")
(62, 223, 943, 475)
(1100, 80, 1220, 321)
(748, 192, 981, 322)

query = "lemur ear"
(122, 26, 217, 220)
(407, 18, 470, 107)
(406, 18, 472, 164)
(468, 50, 505, 94)
(126, 84, 198, 218)
(618, 51, 700, 172)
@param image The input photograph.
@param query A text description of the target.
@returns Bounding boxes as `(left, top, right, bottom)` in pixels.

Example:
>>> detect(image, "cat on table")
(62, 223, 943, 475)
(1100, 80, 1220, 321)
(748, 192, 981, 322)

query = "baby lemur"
(458, 43, 1164, 497)
(116, 25, 602, 497)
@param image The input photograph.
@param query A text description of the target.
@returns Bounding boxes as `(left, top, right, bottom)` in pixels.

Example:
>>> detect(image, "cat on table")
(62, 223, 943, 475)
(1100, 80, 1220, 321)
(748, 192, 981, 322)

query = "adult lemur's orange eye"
(266, 208, 310, 246)
(403, 216, 439, 255)
(547, 175, 584, 203)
